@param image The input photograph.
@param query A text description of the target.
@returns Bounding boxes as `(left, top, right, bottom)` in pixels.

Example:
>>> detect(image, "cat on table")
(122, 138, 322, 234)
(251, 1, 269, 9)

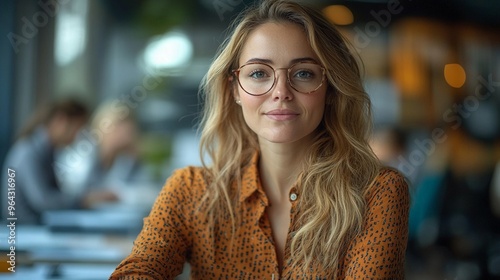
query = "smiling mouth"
(264, 109, 300, 120)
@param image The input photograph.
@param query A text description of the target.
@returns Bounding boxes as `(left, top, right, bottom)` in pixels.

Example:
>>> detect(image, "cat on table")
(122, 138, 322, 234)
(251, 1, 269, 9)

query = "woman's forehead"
(238, 22, 319, 66)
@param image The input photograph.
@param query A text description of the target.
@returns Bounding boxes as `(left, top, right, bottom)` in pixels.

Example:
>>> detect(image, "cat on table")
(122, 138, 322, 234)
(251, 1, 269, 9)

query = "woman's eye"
(249, 70, 268, 79)
(294, 70, 314, 79)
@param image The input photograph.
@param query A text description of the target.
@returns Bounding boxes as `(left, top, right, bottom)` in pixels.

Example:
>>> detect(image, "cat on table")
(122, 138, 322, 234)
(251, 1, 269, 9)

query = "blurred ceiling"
(101, 0, 500, 30)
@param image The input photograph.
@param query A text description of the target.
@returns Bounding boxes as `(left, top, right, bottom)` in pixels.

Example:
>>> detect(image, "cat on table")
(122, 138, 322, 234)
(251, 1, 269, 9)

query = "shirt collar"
(239, 151, 267, 203)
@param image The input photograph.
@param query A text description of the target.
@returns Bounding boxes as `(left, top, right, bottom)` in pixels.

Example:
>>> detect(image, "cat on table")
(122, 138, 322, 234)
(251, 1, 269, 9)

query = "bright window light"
(143, 31, 193, 72)
(54, 1, 88, 66)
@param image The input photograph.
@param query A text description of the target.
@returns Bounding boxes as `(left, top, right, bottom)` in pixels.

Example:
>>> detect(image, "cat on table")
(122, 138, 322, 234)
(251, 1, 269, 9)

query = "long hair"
(199, 0, 380, 275)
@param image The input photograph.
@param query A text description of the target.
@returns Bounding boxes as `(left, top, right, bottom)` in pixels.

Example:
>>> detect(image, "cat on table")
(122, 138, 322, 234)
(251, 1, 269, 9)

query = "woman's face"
(235, 22, 327, 146)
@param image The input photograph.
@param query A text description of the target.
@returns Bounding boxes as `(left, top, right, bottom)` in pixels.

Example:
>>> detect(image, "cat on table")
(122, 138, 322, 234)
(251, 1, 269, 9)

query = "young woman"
(110, 0, 409, 279)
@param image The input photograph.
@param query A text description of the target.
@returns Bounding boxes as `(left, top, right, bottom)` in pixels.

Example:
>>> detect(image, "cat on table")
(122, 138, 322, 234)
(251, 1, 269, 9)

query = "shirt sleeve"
(342, 169, 410, 279)
(109, 168, 194, 280)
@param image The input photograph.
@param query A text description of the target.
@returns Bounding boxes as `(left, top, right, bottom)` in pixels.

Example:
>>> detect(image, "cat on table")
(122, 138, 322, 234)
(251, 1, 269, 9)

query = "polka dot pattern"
(110, 154, 409, 279)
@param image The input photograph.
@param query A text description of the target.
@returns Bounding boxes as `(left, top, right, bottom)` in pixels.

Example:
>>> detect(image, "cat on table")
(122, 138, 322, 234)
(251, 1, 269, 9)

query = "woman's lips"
(264, 109, 300, 121)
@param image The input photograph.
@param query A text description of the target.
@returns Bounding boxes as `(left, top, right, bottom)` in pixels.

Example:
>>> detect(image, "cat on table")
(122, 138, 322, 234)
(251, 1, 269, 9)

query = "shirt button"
(290, 193, 298, 201)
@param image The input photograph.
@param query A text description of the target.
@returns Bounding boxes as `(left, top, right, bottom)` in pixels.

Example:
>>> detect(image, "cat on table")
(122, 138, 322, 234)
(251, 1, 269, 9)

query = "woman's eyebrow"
(245, 58, 273, 64)
(244, 57, 319, 65)
(290, 57, 319, 64)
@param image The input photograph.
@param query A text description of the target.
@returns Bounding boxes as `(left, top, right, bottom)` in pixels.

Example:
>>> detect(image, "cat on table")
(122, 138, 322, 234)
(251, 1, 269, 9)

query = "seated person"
(2, 98, 118, 224)
(58, 102, 154, 208)
(110, 1, 409, 278)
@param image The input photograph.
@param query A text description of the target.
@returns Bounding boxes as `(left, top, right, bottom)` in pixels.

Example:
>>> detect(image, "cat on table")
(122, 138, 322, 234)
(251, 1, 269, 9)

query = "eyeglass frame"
(231, 61, 327, 96)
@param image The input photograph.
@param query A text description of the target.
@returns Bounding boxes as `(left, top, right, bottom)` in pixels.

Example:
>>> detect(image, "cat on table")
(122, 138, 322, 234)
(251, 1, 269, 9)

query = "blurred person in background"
(111, 0, 409, 279)
(1, 98, 118, 224)
(58, 102, 153, 207)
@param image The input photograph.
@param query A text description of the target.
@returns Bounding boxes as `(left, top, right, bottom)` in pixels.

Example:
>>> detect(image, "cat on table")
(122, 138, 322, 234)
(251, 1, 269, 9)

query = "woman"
(110, 0, 409, 279)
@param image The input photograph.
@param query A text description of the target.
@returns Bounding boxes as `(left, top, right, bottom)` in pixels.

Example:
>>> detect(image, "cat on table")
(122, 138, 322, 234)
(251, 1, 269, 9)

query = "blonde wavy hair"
(199, 0, 380, 276)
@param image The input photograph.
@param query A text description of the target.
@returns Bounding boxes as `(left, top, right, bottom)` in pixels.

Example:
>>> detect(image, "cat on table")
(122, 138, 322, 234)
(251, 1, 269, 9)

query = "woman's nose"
(271, 70, 294, 101)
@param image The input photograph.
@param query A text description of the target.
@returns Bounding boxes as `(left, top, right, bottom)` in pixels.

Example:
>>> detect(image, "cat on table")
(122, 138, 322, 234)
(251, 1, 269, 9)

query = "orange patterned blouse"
(110, 153, 409, 279)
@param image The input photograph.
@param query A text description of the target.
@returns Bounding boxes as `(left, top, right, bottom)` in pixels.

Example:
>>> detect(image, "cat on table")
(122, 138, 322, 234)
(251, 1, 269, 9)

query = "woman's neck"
(258, 138, 311, 203)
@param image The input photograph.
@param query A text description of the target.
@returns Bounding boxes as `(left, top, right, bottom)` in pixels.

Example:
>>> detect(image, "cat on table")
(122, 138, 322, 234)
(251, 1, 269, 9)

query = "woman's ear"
(229, 76, 240, 102)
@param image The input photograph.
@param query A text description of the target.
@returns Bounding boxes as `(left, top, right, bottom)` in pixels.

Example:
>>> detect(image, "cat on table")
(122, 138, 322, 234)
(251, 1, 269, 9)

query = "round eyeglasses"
(232, 61, 326, 96)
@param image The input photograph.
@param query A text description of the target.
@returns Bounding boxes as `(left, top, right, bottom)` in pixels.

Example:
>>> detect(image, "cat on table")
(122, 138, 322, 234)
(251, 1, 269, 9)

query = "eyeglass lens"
(237, 63, 324, 95)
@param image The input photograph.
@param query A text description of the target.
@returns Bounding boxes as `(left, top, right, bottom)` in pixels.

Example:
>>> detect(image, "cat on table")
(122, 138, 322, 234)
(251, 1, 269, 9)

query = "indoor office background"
(0, 0, 499, 279)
